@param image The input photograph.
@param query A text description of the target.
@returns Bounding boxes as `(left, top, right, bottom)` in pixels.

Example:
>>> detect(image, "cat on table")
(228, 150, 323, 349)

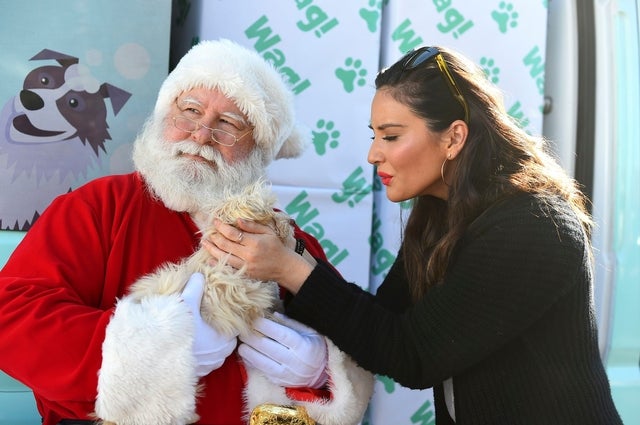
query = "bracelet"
(294, 238, 305, 255)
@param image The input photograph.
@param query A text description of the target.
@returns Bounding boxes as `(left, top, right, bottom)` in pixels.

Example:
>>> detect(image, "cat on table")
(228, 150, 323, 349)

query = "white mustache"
(170, 140, 219, 163)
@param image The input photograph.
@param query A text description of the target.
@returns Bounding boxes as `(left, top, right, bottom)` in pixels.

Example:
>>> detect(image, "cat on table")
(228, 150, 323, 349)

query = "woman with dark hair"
(206, 46, 623, 424)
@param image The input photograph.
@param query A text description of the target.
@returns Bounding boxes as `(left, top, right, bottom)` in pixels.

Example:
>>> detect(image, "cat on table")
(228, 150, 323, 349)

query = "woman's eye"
(382, 135, 399, 141)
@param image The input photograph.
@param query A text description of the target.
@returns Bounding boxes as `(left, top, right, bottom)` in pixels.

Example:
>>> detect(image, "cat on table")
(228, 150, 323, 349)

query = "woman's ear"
(445, 120, 468, 160)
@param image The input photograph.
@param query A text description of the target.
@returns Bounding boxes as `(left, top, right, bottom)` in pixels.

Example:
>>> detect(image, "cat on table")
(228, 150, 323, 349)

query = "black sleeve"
(373, 250, 412, 313)
(286, 195, 587, 389)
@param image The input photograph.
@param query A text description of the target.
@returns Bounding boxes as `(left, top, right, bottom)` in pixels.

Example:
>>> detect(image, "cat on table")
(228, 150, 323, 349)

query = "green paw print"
(312, 119, 340, 155)
(359, 0, 384, 33)
(492, 1, 519, 33)
(480, 57, 500, 83)
(335, 57, 368, 93)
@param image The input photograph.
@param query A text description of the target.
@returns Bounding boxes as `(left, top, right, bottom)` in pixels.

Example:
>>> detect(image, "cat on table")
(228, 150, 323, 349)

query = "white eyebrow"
(178, 96, 204, 107)
(221, 111, 249, 127)
(178, 96, 249, 127)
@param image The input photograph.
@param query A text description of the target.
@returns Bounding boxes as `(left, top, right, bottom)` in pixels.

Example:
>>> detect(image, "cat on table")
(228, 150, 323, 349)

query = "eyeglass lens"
(173, 116, 238, 146)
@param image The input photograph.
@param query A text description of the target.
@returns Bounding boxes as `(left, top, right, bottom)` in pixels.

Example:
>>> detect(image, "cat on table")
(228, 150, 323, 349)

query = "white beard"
(132, 117, 267, 215)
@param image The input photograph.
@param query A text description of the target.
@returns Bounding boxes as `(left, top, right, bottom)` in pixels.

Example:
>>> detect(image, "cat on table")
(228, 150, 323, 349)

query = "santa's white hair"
(154, 38, 305, 162)
(132, 38, 307, 213)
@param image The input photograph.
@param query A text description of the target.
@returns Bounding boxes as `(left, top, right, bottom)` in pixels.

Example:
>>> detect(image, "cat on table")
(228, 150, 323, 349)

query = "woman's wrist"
(282, 235, 316, 293)
(279, 249, 315, 294)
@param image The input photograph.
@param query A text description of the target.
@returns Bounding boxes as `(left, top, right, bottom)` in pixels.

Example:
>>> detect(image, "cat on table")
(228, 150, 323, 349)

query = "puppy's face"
(9, 63, 107, 145)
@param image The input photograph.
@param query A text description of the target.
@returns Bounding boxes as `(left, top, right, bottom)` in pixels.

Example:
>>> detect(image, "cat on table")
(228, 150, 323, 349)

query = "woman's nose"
(367, 144, 381, 165)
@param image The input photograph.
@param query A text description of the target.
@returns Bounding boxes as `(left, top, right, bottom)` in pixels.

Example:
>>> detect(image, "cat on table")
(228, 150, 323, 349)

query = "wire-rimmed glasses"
(172, 115, 253, 147)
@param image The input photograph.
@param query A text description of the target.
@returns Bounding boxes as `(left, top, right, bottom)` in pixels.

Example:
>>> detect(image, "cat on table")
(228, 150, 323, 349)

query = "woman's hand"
(202, 218, 314, 294)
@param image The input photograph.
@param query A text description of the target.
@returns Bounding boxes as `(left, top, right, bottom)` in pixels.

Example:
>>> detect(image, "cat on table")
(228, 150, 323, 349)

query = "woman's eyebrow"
(369, 122, 406, 130)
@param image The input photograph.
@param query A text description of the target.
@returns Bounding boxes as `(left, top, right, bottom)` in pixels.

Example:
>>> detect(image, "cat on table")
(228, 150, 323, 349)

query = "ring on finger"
(237, 232, 244, 243)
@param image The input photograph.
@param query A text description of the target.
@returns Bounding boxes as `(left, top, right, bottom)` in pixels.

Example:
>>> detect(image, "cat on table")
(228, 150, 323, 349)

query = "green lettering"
(285, 191, 319, 227)
(245, 15, 281, 52)
(523, 46, 545, 79)
(391, 19, 424, 52)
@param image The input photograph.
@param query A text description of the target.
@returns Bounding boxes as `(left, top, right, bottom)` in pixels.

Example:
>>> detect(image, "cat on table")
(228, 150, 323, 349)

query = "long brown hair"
(375, 46, 592, 301)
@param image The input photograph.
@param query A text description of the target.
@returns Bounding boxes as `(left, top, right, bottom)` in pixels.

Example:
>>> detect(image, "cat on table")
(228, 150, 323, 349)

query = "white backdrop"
(171, 1, 549, 423)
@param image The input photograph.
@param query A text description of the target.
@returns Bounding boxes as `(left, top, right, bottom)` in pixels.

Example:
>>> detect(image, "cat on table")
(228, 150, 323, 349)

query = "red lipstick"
(378, 172, 392, 185)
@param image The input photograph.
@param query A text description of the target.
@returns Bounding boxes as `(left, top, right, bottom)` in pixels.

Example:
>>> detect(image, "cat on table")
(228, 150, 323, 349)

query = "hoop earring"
(441, 155, 451, 187)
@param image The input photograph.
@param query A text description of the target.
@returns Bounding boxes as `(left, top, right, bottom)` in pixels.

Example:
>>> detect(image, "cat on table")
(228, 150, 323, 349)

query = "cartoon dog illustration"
(0, 49, 131, 230)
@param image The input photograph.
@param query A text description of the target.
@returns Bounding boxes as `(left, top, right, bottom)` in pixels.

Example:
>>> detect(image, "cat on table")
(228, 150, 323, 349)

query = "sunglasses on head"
(401, 46, 470, 123)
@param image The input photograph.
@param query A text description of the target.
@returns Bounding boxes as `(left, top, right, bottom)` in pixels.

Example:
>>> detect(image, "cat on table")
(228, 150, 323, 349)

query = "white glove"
(181, 272, 238, 377)
(238, 312, 328, 388)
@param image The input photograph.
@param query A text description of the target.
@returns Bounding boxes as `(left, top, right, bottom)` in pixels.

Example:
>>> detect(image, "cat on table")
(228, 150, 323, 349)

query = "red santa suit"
(0, 172, 373, 425)
(1, 38, 374, 425)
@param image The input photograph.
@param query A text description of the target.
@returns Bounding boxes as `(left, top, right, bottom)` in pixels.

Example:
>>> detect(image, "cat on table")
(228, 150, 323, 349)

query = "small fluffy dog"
(127, 178, 293, 338)
(96, 179, 375, 425)
(97, 179, 293, 425)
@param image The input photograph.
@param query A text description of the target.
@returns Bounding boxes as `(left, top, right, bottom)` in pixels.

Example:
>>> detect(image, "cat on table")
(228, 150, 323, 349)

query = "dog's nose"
(20, 90, 44, 111)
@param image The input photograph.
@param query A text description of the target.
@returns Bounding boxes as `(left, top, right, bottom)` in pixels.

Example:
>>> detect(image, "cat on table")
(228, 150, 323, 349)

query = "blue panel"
(0, 1, 172, 422)
(608, 0, 640, 423)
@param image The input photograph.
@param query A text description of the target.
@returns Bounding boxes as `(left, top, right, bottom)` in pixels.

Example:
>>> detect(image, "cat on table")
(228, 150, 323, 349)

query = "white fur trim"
(243, 338, 374, 425)
(155, 39, 306, 162)
(96, 294, 199, 425)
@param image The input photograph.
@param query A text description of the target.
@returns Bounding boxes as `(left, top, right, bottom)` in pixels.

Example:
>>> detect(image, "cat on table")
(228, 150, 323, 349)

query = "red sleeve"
(0, 191, 115, 412)
(0, 174, 199, 420)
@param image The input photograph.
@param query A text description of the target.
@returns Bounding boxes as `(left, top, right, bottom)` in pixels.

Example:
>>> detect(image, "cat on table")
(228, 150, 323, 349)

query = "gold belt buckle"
(249, 403, 316, 425)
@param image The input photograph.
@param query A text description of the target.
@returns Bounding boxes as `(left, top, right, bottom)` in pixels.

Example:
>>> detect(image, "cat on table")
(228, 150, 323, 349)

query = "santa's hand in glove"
(181, 272, 239, 377)
(238, 312, 328, 388)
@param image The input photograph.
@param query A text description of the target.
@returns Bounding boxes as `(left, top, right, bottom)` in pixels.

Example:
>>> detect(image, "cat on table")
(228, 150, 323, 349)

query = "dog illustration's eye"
(67, 97, 85, 110)
(36, 72, 56, 88)
(62, 92, 86, 111)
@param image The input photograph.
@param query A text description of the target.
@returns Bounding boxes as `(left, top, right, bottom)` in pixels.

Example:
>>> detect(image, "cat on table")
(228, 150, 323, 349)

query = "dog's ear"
(100, 83, 132, 115)
(30, 49, 79, 68)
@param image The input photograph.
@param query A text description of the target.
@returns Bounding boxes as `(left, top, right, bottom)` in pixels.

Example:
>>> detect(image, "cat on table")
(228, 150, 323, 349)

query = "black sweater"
(287, 193, 622, 424)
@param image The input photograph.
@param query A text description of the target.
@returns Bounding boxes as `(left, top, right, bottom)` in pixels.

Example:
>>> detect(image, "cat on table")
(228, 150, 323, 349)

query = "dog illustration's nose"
(20, 90, 45, 111)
